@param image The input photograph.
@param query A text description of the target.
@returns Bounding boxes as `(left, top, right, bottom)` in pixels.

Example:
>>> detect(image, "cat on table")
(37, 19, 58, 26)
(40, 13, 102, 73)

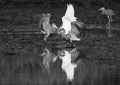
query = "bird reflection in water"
(41, 48, 58, 73)
(37, 13, 58, 41)
(59, 48, 81, 81)
(41, 47, 81, 81)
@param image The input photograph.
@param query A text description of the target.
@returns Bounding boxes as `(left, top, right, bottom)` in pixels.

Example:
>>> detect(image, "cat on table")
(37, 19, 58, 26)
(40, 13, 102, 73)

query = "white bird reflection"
(41, 47, 81, 81)
(59, 48, 80, 81)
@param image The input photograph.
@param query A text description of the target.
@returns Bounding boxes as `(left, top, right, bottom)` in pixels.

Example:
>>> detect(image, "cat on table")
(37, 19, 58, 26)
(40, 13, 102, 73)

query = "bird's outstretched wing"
(64, 4, 77, 22)
(60, 4, 77, 34)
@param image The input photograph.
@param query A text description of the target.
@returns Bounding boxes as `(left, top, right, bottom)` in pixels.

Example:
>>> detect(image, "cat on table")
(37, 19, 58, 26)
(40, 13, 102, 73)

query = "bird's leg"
(107, 16, 111, 37)
(58, 29, 61, 34)
(70, 38, 72, 43)
(44, 33, 50, 41)
(110, 16, 113, 22)
(107, 16, 111, 24)
(41, 30, 46, 34)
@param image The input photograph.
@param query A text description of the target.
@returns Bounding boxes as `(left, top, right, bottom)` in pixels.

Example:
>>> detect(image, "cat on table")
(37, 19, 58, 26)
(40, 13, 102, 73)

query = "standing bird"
(59, 4, 84, 42)
(99, 7, 115, 22)
(98, 7, 115, 37)
(39, 13, 58, 41)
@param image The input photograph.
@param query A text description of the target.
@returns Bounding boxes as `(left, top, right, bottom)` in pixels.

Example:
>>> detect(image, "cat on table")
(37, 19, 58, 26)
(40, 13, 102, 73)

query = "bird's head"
(98, 7, 105, 11)
(46, 13, 51, 18)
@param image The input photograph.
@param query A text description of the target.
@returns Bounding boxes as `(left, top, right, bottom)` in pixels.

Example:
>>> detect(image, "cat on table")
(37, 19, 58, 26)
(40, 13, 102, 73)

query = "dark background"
(0, 0, 120, 25)
(0, 0, 120, 8)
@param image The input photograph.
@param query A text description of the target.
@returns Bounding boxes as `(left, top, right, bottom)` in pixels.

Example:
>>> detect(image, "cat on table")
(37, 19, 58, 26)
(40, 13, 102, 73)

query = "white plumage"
(59, 50, 77, 81)
(60, 4, 77, 35)
(99, 7, 115, 37)
(64, 4, 77, 22)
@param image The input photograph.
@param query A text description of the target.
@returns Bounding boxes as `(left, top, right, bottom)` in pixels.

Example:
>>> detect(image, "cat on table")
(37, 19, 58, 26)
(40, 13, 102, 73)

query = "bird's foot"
(41, 30, 46, 34)
(44, 38, 47, 41)
(108, 34, 113, 37)
(70, 37, 80, 43)
(71, 37, 80, 41)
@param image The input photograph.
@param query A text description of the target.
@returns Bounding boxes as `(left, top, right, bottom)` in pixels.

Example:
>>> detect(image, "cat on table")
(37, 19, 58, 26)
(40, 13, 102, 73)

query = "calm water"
(0, 38, 119, 85)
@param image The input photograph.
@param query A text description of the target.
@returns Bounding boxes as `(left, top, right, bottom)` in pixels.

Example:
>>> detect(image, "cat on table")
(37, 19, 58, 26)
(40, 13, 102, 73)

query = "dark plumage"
(38, 13, 58, 41)
(99, 7, 115, 37)
(99, 7, 115, 22)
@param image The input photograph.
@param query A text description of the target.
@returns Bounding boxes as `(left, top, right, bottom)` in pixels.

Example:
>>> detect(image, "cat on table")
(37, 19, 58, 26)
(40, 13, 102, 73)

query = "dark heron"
(39, 13, 58, 41)
(99, 7, 115, 22)
(99, 7, 115, 37)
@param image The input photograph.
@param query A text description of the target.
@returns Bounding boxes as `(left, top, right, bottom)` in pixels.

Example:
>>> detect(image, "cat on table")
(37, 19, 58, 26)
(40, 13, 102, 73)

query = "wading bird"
(99, 7, 115, 22)
(59, 20, 84, 42)
(39, 13, 58, 41)
(59, 48, 81, 81)
(60, 4, 77, 35)
(99, 7, 115, 37)
(59, 4, 84, 42)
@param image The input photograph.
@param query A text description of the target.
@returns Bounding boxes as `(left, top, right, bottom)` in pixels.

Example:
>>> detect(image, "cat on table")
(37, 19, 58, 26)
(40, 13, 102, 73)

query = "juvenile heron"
(39, 13, 58, 41)
(99, 7, 115, 37)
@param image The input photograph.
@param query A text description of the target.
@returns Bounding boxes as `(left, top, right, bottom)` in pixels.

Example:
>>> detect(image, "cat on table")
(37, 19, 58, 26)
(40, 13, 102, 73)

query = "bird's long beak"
(47, 13, 51, 17)
(98, 8, 102, 11)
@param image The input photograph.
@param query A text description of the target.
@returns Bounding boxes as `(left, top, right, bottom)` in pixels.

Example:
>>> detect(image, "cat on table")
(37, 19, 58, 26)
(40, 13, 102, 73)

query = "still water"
(0, 41, 119, 85)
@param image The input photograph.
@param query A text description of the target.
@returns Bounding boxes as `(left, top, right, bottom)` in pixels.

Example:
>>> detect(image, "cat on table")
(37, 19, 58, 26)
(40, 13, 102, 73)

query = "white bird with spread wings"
(60, 4, 77, 35)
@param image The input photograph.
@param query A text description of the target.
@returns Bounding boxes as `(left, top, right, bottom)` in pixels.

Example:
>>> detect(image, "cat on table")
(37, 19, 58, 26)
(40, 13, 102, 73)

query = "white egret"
(59, 48, 81, 81)
(59, 20, 84, 42)
(99, 7, 115, 37)
(59, 4, 84, 42)
(60, 4, 77, 35)
(59, 50, 77, 81)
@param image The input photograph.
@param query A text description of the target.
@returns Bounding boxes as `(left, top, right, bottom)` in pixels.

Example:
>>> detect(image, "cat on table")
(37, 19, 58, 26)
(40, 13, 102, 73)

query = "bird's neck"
(64, 16, 72, 22)
(44, 17, 50, 24)
(102, 10, 106, 14)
